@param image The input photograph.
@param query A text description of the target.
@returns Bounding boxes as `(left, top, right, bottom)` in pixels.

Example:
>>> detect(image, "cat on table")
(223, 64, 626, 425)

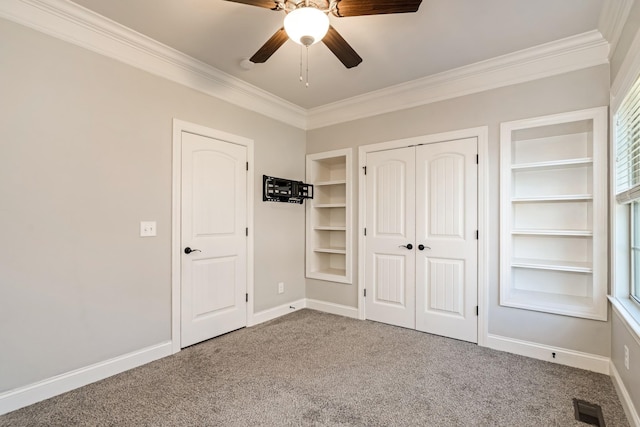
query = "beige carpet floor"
(0, 309, 630, 426)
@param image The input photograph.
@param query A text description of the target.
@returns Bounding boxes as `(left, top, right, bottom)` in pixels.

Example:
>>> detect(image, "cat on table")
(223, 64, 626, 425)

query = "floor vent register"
(573, 398, 606, 426)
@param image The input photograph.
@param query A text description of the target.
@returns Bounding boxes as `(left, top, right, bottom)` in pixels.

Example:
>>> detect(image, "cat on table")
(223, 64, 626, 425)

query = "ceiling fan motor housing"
(300, 35, 315, 46)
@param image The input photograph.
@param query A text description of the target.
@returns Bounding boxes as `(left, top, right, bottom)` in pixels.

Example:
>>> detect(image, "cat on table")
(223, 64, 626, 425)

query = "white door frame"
(171, 119, 254, 354)
(358, 126, 489, 347)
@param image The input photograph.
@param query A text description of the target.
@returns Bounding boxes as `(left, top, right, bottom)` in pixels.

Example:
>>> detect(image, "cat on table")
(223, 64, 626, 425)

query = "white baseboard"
(306, 299, 359, 319)
(610, 361, 640, 427)
(1, 310, 623, 418)
(0, 341, 172, 416)
(249, 299, 306, 326)
(485, 333, 610, 374)
(248, 298, 359, 326)
(1, 299, 353, 415)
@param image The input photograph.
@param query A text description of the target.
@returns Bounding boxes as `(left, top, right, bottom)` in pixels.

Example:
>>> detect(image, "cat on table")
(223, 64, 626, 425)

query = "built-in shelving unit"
(500, 107, 608, 320)
(306, 149, 352, 284)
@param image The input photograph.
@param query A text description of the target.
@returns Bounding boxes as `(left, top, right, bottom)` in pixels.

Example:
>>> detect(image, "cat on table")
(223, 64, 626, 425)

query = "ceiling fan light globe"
(284, 7, 329, 46)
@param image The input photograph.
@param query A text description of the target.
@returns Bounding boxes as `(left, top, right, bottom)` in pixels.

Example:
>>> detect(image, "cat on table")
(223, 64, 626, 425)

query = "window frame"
(611, 43, 640, 339)
(631, 201, 640, 304)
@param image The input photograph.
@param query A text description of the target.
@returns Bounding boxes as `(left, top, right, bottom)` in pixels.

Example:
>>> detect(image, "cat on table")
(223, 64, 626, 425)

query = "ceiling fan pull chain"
(306, 45, 310, 88)
(299, 45, 303, 82)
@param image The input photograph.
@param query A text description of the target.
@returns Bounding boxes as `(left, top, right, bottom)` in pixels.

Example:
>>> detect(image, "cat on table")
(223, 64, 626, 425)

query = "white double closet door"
(364, 138, 478, 343)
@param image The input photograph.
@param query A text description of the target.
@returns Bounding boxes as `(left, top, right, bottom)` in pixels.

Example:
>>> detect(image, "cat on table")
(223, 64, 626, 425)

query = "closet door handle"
(184, 247, 201, 254)
(399, 244, 413, 250)
(418, 244, 431, 251)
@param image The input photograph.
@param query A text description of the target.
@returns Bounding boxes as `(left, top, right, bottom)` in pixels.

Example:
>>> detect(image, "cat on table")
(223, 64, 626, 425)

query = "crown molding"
(0, 0, 611, 131)
(611, 10, 640, 112)
(0, 0, 308, 129)
(599, 0, 635, 58)
(306, 31, 609, 129)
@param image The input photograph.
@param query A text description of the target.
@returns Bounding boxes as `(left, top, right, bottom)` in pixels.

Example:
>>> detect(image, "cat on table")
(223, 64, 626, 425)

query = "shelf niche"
(499, 107, 607, 321)
(306, 149, 352, 284)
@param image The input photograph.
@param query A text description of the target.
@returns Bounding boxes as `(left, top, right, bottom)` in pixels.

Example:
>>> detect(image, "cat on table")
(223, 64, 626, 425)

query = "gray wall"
(612, 312, 640, 417)
(307, 65, 612, 356)
(0, 18, 305, 393)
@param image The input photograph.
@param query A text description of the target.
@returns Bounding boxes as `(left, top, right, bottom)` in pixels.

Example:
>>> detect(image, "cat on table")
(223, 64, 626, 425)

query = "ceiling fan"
(225, 0, 423, 69)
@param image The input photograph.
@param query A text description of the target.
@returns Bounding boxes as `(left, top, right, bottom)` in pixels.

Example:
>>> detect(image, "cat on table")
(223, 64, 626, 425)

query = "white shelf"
(306, 149, 352, 284)
(511, 157, 593, 171)
(314, 247, 347, 254)
(314, 203, 347, 208)
(500, 107, 608, 321)
(511, 194, 592, 202)
(501, 289, 602, 320)
(309, 268, 348, 281)
(511, 258, 592, 273)
(511, 229, 593, 236)
(315, 180, 347, 186)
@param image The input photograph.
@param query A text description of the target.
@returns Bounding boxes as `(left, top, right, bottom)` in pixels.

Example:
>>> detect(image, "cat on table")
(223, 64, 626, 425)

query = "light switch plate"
(140, 221, 157, 237)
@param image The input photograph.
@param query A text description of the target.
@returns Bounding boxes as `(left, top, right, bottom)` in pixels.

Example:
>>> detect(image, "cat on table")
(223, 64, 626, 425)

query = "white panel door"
(181, 131, 247, 348)
(363, 138, 478, 343)
(415, 138, 478, 342)
(364, 147, 416, 329)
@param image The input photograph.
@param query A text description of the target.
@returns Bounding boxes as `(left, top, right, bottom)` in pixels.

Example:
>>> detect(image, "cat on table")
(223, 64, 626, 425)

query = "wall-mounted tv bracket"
(263, 175, 314, 204)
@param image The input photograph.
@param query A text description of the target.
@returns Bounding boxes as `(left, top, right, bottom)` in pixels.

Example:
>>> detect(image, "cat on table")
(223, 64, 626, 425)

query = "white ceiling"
(69, 0, 605, 109)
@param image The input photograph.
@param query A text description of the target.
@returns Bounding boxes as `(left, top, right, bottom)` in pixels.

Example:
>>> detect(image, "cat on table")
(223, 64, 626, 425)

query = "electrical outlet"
(624, 345, 630, 370)
(278, 282, 284, 294)
(140, 221, 157, 237)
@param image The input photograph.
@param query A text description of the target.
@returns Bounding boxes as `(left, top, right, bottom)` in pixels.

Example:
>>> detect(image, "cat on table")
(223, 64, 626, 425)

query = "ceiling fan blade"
(333, 0, 422, 17)
(250, 28, 289, 63)
(224, 0, 280, 9)
(322, 26, 362, 69)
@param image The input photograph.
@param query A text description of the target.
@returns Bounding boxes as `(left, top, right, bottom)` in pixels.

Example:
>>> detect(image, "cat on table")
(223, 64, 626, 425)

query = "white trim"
(609, 15, 640, 394)
(306, 299, 359, 319)
(249, 298, 358, 326)
(357, 126, 489, 345)
(610, 360, 640, 427)
(0, 0, 307, 129)
(611, 16, 640, 112)
(0, 341, 172, 416)
(499, 106, 609, 321)
(0, 0, 610, 130)
(305, 149, 353, 284)
(611, 297, 640, 347)
(485, 334, 610, 374)
(249, 299, 306, 326)
(599, 0, 635, 59)
(171, 119, 255, 352)
(0, 303, 617, 417)
(476, 127, 490, 347)
(307, 31, 609, 129)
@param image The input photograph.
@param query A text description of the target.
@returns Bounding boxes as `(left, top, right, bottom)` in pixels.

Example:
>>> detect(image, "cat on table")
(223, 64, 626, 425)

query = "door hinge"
(363, 166, 367, 175)
(476, 154, 479, 164)
(246, 162, 249, 171)
(364, 228, 367, 236)
(476, 230, 479, 240)
(364, 289, 367, 297)
(476, 306, 479, 316)
(246, 293, 249, 303)
(246, 227, 248, 236)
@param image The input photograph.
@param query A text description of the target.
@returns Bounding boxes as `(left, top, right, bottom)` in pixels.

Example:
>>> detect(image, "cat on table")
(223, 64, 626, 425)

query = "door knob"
(418, 244, 431, 251)
(184, 247, 201, 254)
(399, 244, 413, 250)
